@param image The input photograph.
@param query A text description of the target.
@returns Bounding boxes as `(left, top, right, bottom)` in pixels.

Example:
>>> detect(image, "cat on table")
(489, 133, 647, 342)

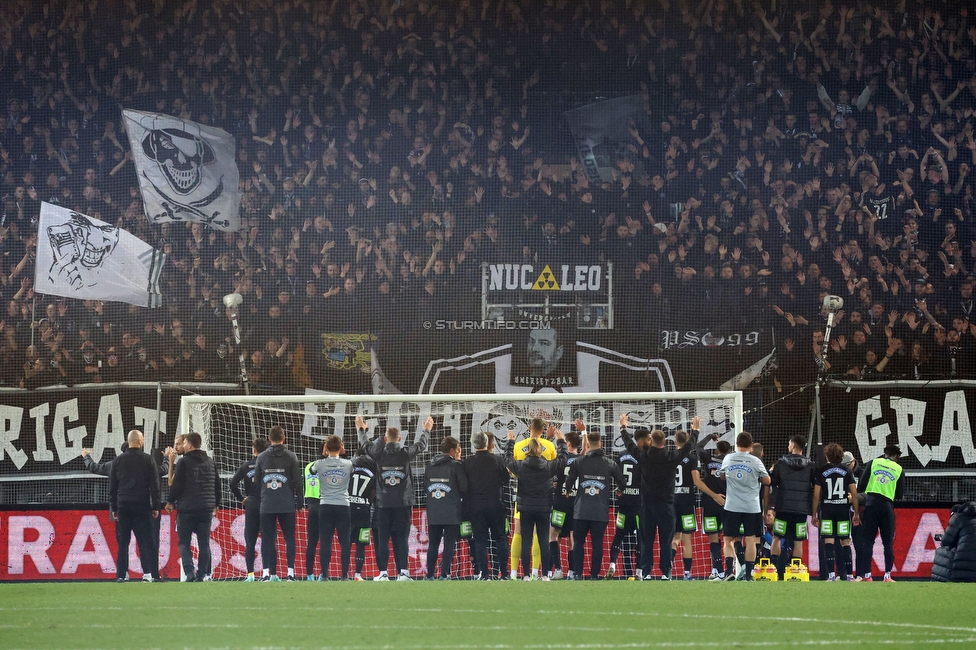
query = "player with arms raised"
(672, 424, 700, 580)
(607, 424, 642, 579)
(548, 423, 582, 580)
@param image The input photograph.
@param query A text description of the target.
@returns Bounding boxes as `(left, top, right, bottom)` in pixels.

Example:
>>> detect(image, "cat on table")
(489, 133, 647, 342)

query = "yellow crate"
(784, 559, 810, 582)
(752, 558, 778, 581)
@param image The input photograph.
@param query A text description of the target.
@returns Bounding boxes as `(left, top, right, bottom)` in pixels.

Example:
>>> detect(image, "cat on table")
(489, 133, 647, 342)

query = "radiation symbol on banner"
(531, 265, 560, 291)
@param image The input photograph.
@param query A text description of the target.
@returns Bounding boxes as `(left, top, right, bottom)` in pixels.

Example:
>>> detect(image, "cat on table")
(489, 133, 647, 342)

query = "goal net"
(179, 391, 742, 580)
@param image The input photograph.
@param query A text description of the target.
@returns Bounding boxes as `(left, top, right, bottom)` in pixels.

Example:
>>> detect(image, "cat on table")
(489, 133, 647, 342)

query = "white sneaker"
(396, 573, 413, 581)
(141, 575, 154, 583)
(373, 574, 390, 582)
(550, 570, 564, 580)
(202, 575, 212, 582)
(522, 575, 533, 581)
(540, 575, 550, 582)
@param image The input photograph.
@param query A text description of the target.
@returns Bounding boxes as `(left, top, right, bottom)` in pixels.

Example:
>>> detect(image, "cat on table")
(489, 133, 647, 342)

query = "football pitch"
(0, 581, 973, 649)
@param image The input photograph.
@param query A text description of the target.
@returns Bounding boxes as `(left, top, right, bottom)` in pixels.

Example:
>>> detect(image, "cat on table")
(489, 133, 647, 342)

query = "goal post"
(178, 391, 743, 579)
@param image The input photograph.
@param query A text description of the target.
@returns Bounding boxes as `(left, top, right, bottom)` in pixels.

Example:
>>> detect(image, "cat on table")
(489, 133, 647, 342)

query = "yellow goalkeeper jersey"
(512, 436, 557, 461)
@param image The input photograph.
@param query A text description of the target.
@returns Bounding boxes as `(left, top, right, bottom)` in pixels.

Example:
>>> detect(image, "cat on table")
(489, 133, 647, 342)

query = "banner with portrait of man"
(509, 323, 578, 390)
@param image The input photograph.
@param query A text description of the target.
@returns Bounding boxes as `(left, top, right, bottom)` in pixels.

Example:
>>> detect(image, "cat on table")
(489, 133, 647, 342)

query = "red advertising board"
(0, 506, 951, 580)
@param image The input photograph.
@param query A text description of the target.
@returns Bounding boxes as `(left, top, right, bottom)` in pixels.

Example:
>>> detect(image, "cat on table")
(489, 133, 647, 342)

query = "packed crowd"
(2, 0, 976, 389)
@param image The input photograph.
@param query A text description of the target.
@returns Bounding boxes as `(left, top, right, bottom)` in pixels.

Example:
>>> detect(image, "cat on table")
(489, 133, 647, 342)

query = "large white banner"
(123, 109, 240, 231)
(34, 202, 166, 307)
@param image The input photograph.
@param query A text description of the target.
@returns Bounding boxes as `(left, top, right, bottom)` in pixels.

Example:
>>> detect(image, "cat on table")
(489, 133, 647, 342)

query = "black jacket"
(505, 438, 567, 511)
(620, 428, 693, 504)
(85, 444, 168, 478)
(770, 453, 816, 515)
(462, 450, 509, 511)
(230, 458, 260, 503)
(350, 454, 378, 510)
(424, 453, 468, 526)
(567, 448, 625, 523)
(254, 443, 303, 514)
(932, 501, 976, 582)
(109, 447, 161, 512)
(168, 448, 221, 512)
(361, 428, 428, 508)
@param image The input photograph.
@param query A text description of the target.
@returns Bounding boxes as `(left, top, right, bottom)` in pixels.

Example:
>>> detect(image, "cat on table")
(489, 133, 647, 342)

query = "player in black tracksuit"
(462, 431, 510, 579)
(349, 447, 378, 580)
(504, 429, 567, 580)
(619, 413, 694, 580)
(695, 436, 730, 579)
(358, 415, 431, 580)
(672, 428, 700, 580)
(567, 429, 625, 580)
(230, 437, 270, 580)
(254, 426, 303, 580)
(607, 440, 641, 579)
(425, 437, 468, 579)
(548, 430, 581, 579)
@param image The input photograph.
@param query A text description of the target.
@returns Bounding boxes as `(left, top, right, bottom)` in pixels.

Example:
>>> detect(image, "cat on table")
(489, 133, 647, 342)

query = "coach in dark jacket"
(619, 413, 694, 580)
(166, 432, 221, 582)
(932, 502, 976, 582)
(109, 430, 160, 582)
(425, 436, 468, 579)
(504, 428, 568, 580)
(462, 431, 510, 579)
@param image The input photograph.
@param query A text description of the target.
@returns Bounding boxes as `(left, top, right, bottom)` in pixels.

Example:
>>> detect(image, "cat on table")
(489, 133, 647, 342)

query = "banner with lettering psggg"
(823, 380, 976, 469)
(0, 384, 237, 475)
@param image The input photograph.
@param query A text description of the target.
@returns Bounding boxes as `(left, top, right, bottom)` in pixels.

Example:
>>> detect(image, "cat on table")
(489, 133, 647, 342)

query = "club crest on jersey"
(428, 482, 451, 499)
(264, 473, 287, 490)
(580, 479, 605, 495)
(874, 468, 896, 484)
(382, 470, 406, 486)
(323, 469, 347, 485)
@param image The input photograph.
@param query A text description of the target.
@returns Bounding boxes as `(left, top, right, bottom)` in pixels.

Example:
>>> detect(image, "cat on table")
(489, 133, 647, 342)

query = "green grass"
(0, 581, 973, 649)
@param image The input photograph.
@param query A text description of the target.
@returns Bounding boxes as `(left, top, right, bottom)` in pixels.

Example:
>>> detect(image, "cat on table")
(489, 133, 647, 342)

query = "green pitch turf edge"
(0, 581, 973, 649)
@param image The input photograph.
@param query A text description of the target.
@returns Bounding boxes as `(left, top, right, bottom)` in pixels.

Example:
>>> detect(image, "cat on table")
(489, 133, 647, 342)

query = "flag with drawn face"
(34, 202, 166, 307)
(123, 109, 240, 231)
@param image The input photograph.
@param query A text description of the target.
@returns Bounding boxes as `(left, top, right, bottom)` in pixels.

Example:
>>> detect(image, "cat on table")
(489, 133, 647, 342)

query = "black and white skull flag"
(34, 202, 166, 307)
(123, 109, 241, 231)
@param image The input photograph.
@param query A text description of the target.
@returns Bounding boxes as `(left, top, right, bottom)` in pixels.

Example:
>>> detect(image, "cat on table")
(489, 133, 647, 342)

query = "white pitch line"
(9, 638, 976, 650)
(2, 604, 974, 637)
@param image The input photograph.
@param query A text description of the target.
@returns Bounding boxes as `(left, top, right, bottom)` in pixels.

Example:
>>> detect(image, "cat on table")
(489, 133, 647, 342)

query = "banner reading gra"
(823, 380, 976, 469)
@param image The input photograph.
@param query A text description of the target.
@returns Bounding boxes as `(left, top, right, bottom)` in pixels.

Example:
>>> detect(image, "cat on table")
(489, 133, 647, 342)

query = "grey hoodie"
(254, 443, 303, 514)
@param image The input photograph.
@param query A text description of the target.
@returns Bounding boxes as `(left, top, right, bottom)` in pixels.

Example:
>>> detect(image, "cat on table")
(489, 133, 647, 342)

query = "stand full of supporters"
(103, 412, 907, 583)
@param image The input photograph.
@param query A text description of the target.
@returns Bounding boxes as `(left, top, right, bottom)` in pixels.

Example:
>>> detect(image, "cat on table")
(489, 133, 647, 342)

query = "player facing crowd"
(202, 413, 883, 582)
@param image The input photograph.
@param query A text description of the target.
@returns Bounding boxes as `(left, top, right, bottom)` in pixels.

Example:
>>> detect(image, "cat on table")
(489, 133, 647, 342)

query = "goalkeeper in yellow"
(509, 417, 557, 580)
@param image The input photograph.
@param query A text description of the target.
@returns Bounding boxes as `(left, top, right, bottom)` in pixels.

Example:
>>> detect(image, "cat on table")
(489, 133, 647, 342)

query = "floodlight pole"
(808, 295, 843, 454)
(223, 293, 250, 396)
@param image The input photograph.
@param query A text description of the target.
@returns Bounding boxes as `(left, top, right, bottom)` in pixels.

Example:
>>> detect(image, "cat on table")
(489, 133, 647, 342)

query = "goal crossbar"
(179, 391, 744, 437)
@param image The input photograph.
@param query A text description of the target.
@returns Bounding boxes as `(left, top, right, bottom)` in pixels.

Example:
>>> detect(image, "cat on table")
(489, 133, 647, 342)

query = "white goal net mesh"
(180, 392, 742, 580)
